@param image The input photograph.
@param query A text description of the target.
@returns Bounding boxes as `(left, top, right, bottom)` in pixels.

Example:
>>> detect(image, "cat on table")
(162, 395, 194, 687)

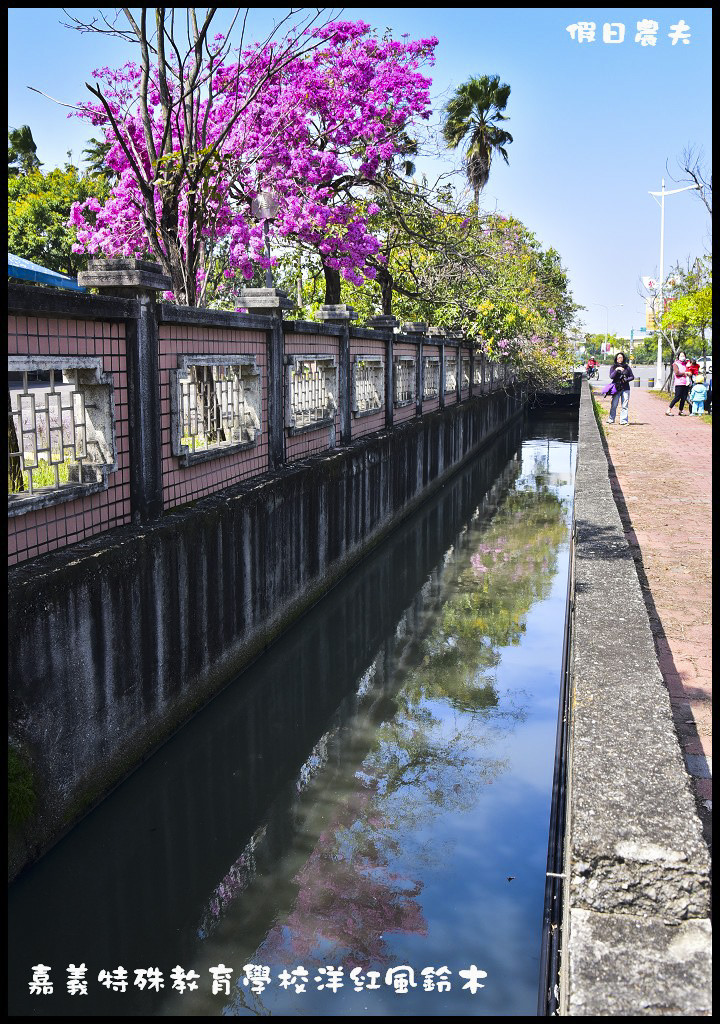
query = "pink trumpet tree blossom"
(68, 18, 437, 306)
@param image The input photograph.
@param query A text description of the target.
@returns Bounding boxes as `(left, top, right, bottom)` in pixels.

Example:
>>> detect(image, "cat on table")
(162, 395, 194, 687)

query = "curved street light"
(648, 179, 701, 388)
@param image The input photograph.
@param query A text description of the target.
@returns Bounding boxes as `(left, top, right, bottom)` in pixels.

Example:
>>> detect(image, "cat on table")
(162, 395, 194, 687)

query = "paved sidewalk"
(592, 386, 712, 849)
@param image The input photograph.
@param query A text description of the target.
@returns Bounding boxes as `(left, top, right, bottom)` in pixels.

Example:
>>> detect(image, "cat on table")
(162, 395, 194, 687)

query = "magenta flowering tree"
(252, 23, 437, 303)
(64, 11, 437, 306)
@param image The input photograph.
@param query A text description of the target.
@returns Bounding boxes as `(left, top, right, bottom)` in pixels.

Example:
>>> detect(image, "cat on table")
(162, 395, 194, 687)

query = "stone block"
(566, 909, 712, 1016)
(365, 315, 399, 330)
(314, 304, 358, 323)
(237, 288, 294, 314)
(78, 258, 171, 294)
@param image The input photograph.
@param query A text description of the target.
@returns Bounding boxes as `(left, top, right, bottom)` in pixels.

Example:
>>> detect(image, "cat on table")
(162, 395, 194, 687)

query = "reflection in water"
(8, 413, 576, 1018)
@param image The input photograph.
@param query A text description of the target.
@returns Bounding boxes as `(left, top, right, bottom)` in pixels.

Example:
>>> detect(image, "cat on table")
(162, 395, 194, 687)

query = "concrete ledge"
(562, 383, 711, 1013)
(567, 909, 711, 1016)
(8, 282, 137, 321)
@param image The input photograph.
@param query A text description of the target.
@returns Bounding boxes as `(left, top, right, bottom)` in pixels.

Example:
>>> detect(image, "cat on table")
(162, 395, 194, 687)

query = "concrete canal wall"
(561, 383, 711, 1014)
(5, 280, 524, 880)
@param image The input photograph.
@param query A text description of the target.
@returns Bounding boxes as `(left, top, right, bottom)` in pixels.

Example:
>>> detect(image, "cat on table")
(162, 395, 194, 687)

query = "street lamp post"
(239, 190, 294, 317)
(590, 302, 623, 361)
(251, 191, 279, 288)
(648, 179, 701, 389)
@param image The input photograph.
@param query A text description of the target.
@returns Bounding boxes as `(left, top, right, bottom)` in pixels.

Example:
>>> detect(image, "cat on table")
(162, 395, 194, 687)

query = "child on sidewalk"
(688, 374, 708, 416)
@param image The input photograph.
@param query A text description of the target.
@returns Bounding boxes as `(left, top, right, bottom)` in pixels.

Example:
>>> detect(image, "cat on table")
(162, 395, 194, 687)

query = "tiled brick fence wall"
(8, 282, 508, 567)
(8, 307, 132, 564)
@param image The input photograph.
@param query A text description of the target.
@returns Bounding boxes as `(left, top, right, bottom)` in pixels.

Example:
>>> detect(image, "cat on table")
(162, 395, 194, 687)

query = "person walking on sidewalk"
(666, 351, 691, 416)
(607, 351, 635, 425)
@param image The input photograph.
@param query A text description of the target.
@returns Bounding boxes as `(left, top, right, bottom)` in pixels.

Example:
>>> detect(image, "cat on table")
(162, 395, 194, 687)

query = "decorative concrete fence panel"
(461, 348, 471, 398)
(284, 332, 342, 462)
(473, 355, 486, 392)
(349, 335, 386, 440)
(422, 344, 441, 413)
(392, 342, 419, 424)
(158, 323, 268, 509)
(444, 344, 461, 404)
(8, 314, 131, 565)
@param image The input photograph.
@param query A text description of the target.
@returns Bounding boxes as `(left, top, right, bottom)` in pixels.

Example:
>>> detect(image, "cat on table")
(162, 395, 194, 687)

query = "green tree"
(8, 125, 42, 176)
(656, 258, 713, 386)
(627, 335, 663, 364)
(662, 285, 712, 364)
(442, 74, 513, 208)
(8, 167, 110, 276)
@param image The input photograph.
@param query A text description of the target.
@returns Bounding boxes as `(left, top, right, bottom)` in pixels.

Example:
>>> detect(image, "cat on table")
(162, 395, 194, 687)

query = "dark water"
(8, 411, 577, 1017)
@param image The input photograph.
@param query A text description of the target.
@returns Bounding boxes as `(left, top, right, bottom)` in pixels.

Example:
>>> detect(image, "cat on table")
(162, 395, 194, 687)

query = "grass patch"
(591, 391, 607, 439)
(8, 458, 72, 495)
(20, 458, 71, 491)
(644, 387, 712, 423)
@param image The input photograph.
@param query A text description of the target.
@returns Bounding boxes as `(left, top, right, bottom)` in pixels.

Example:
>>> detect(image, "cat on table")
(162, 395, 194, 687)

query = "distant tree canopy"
(8, 165, 110, 276)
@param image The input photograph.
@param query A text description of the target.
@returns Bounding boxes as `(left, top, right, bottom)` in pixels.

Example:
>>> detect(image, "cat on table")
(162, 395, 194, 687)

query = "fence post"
(236, 287, 295, 469)
(385, 333, 394, 428)
(78, 258, 169, 523)
(339, 323, 352, 444)
(439, 341, 446, 408)
(428, 328, 446, 409)
(268, 317, 285, 469)
(315, 305, 357, 444)
(402, 323, 427, 416)
(366, 316, 397, 430)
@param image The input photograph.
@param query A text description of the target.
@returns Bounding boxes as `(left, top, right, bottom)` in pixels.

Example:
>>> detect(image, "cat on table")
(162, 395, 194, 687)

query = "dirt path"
(593, 386, 712, 848)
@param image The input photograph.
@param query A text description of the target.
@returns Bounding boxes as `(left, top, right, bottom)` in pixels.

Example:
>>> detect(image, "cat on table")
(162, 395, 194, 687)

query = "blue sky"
(8, 8, 712, 337)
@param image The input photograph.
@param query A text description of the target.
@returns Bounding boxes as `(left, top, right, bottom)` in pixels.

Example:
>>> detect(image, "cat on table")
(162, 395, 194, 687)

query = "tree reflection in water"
(240, 454, 569, 983)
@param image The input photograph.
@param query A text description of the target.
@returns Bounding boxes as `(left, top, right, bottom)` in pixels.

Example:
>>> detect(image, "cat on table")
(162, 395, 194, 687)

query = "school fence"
(8, 262, 514, 566)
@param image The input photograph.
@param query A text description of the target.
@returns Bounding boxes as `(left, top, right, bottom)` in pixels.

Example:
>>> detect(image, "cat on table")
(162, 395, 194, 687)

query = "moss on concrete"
(8, 745, 36, 827)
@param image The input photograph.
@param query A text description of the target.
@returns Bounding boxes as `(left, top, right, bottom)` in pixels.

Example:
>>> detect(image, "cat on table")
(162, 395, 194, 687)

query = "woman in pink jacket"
(666, 352, 691, 416)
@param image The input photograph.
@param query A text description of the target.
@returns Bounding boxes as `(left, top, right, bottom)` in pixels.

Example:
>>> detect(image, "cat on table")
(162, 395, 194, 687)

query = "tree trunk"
(701, 326, 707, 372)
(379, 267, 394, 316)
(322, 260, 342, 305)
(296, 245, 303, 308)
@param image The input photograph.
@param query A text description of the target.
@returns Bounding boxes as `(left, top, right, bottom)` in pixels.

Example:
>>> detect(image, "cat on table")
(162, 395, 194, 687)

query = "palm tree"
(442, 75, 513, 209)
(82, 136, 117, 183)
(8, 125, 42, 176)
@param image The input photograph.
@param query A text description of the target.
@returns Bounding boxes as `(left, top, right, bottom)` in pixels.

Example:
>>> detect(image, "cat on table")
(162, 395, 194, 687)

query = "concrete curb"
(561, 383, 711, 1014)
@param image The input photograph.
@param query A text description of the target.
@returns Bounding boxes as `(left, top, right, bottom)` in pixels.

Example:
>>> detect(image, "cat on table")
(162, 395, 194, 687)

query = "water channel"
(9, 410, 577, 1017)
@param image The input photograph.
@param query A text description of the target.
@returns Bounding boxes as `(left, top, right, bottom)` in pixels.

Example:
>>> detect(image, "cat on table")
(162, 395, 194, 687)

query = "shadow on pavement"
(595, 415, 712, 854)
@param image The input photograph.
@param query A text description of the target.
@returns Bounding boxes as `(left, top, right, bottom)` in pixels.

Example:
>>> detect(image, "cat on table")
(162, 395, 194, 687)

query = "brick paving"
(592, 385, 712, 850)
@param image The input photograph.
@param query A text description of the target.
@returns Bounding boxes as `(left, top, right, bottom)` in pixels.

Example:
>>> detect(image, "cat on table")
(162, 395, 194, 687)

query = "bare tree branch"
(667, 144, 712, 217)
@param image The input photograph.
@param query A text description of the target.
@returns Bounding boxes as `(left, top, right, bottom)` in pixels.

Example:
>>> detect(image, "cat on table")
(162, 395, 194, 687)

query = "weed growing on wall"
(8, 746, 36, 827)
